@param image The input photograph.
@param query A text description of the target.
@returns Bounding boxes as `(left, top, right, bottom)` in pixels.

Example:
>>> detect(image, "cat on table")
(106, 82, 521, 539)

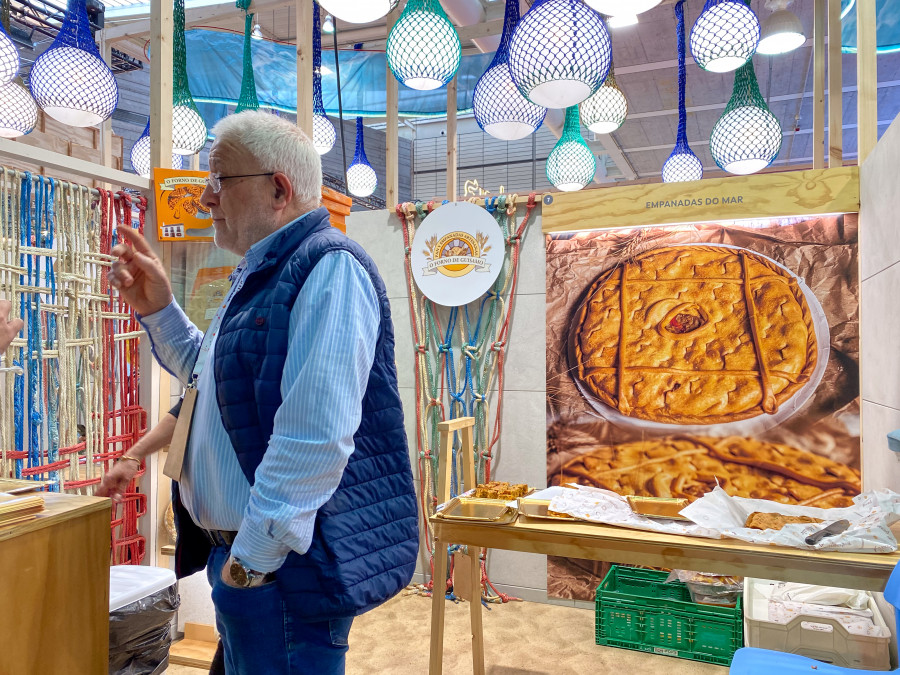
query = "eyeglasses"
(205, 172, 275, 194)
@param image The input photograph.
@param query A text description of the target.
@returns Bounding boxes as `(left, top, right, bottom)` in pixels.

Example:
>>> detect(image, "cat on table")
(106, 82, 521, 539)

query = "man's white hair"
(210, 111, 322, 206)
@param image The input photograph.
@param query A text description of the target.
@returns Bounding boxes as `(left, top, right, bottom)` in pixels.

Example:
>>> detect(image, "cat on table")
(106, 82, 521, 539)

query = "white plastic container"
(109, 564, 176, 611)
(743, 578, 891, 670)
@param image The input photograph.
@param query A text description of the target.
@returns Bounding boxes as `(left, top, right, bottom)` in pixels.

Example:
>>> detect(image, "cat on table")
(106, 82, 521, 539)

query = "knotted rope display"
(397, 193, 537, 605)
(0, 169, 148, 564)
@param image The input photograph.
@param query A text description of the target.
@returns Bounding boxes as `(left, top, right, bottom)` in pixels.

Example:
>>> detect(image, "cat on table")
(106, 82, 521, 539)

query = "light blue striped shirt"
(140, 217, 380, 572)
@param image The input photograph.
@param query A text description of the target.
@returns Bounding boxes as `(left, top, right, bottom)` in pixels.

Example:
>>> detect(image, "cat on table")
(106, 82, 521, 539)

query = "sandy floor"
(165, 592, 729, 674)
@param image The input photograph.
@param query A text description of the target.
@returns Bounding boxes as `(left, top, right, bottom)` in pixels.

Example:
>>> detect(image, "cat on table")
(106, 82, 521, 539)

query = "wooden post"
(100, 32, 113, 175)
(385, 7, 400, 208)
(827, 0, 843, 167)
(149, 0, 173, 172)
(296, 0, 314, 137)
(856, 0, 877, 163)
(446, 78, 457, 201)
(813, 0, 826, 169)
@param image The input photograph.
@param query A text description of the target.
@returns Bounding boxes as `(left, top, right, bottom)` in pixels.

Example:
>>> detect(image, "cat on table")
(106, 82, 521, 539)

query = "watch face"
(230, 559, 249, 587)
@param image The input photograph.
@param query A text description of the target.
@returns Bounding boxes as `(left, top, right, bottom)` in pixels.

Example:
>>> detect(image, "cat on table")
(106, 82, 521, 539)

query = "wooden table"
(428, 513, 900, 675)
(0, 492, 111, 675)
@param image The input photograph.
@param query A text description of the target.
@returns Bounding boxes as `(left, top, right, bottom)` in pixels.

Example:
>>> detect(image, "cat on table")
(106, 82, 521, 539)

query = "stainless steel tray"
(436, 497, 518, 524)
(517, 498, 576, 521)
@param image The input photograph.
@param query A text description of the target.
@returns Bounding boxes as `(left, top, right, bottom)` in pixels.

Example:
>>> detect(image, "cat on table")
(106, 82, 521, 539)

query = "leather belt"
(202, 529, 238, 547)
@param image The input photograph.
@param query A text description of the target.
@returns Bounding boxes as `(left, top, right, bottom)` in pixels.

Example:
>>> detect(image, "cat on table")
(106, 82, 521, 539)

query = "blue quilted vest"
(172, 207, 419, 622)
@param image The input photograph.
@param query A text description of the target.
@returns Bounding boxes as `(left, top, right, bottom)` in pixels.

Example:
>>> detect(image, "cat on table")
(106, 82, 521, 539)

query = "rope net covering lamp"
(347, 117, 376, 197)
(710, 58, 782, 174)
(130, 121, 184, 177)
(508, 0, 611, 109)
(472, 0, 546, 141)
(317, 0, 398, 24)
(29, 0, 117, 127)
(0, 0, 19, 86)
(579, 65, 627, 134)
(312, 2, 335, 154)
(585, 0, 661, 16)
(234, 10, 260, 113)
(387, 0, 461, 91)
(758, 7, 806, 55)
(0, 80, 37, 138)
(172, 0, 207, 154)
(690, 0, 760, 73)
(663, 0, 703, 182)
(546, 105, 596, 191)
(0, 173, 149, 564)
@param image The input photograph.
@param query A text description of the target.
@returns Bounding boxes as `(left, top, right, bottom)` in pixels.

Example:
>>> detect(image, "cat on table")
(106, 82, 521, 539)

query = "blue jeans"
(206, 546, 354, 675)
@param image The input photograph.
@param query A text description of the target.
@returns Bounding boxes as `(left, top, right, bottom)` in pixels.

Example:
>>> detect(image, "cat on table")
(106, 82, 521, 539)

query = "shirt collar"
(243, 208, 319, 271)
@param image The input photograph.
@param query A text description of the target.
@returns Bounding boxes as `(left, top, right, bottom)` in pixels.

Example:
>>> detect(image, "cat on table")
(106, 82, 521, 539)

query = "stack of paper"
(0, 492, 44, 527)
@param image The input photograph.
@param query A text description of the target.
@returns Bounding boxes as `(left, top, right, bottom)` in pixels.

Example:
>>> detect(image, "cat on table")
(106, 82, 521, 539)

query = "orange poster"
(153, 168, 214, 241)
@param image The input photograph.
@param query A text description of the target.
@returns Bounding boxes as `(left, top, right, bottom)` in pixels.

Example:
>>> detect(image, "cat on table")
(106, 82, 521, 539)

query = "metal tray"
(436, 497, 518, 524)
(517, 498, 576, 521)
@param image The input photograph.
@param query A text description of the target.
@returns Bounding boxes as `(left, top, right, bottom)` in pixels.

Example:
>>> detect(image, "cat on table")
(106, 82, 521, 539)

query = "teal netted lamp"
(312, 2, 335, 154)
(130, 120, 184, 178)
(387, 0, 461, 91)
(172, 0, 207, 154)
(546, 106, 596, 191)
(710, 59, 781, 175)
(663, 0, 703, 182)
(691, 0, 760, 73)
(579, 63, 627, 134)
(234, 9, 260, 113)
(347, 117, 377, 197)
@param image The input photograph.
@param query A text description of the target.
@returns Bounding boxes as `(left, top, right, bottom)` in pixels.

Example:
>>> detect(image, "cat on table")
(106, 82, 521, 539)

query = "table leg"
(469, 546, 485, 675)
(429, 540, 449, 675)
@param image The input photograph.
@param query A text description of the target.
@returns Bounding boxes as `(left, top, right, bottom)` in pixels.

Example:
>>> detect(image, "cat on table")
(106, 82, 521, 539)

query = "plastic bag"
(770, 582, 870, 610)
(666, 570, 744, 607)
(109, 584, 180, 675)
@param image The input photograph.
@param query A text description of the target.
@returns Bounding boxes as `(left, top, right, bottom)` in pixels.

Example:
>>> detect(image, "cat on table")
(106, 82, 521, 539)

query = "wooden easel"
(429, 416, 485, 675)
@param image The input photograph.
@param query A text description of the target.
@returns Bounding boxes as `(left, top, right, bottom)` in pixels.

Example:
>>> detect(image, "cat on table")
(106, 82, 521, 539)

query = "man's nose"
(200, 182, 217, 209)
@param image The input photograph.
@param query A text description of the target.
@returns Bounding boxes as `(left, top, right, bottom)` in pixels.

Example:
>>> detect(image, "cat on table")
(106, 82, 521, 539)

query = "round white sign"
(410, 202, 505, 307)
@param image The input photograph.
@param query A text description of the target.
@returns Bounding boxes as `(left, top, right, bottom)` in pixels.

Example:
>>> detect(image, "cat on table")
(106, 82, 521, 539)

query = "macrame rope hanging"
(311, 1, 336, 154)
(235, 7, 260, 113)
(0, 170, 148, 565)
(397, 194, 537, 604)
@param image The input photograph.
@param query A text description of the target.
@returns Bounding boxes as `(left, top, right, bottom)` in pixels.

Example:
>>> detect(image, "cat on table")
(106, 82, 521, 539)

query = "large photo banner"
(545, 215, 859, 600)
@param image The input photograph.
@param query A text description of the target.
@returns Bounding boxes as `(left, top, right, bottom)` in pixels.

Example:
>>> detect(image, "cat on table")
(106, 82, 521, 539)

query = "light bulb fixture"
(710, 59, 782, 175)
(585, 0, 661, 16)
(690, 0, 760, 73)
(579, 67, 627, 134)
(546, 105, 596, 191)
(172, 0, 207, 154)
(312, 2, 335, 154)
(387, 0, 461, 91)
(235, 12, 260, 113)
(251, 23, 263, 40)
(472, 0, 546, 141)
(317, 0, 397, 25)
(129, 121, 184, 178)
(663, 0, 703, 182)
(0, 20, 19, 85)
(607, 14, 638, 28)
(0, 80, 37, 138)
(29, 0, 118, 127)
(509, 0, 611, 109)
(757, 9, 805, 54)
(347, 117, 377, 197)
(322, 14, 335, 34)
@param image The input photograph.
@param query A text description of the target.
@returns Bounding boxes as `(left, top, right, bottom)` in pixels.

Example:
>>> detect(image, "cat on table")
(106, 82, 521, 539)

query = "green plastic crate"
(595, 565, 743, 666)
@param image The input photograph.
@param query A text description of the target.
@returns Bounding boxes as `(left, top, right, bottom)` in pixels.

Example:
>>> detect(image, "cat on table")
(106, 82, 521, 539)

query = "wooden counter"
(0, 492, 111, 675)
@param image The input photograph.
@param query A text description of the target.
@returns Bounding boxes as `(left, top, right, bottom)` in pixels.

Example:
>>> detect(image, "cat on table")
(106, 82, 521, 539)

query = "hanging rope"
(235, 10, 260, 113)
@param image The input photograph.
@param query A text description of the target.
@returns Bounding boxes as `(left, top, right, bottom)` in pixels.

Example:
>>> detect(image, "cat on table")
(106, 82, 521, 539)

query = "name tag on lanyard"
(163, 387, 198, 481)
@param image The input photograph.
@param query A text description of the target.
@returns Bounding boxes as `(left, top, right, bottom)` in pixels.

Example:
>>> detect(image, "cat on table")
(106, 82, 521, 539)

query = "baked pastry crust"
(573, 245, 818, 424)
(745, 512, 823, 530)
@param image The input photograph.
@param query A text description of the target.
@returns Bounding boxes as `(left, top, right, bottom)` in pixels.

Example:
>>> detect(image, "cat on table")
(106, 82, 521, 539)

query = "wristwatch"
(228, 556, 274, 588)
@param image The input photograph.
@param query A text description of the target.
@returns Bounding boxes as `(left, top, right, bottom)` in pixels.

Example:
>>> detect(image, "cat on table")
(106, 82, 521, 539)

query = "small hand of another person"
(108, 226, 173, 317)
(96, 459, 139, 502)
(0, 299, 23, 352)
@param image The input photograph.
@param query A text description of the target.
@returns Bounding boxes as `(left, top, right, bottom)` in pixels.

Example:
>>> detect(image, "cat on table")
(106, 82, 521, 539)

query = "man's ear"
(272, 172, 294, 208)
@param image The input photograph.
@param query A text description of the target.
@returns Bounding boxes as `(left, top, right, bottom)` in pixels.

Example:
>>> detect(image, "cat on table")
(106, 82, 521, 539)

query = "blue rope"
(675, 0, 689, 151)
(43, 178, 59, 490)
(26, 176, 43, 473)
(313, 2, 326, 116)
(13, 174, 27, 477)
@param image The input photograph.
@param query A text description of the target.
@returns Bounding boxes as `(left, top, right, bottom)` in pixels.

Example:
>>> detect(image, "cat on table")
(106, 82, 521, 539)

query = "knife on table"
(805, 519, 851, 545)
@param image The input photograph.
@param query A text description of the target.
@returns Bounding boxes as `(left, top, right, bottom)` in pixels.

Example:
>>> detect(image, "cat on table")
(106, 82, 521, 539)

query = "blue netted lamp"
(691, 0, 760, 73)
(234, 8, 260, 113)
(347, 117, 377, 197)
(586, 0, 661, 16)
(312, 3, 335, 154)
(508, 0, 611, 109)
(663, 0, 703, 182)
(472, 0, 545, 141)
(129, 120, 185, 178)
(709, 59, 781, 175)
(29, 0, 117, 127)
(0, 0, 19, 85)
(546, 106, 596, 191)
(387, 0, 460, 91)
(0, 80, 36, 138)
(317, 0, 398, 24)
(171, 0, 207, 154)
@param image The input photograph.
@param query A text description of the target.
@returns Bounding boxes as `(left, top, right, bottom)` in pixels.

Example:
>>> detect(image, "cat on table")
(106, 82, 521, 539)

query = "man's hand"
(108, 227, 173, 317)
(0, 299, 23, 352)
(96, 459, 140, 502)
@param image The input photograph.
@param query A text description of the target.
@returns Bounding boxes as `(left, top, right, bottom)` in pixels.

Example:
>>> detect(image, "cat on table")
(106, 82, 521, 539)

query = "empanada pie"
(573, 245, 818, 424)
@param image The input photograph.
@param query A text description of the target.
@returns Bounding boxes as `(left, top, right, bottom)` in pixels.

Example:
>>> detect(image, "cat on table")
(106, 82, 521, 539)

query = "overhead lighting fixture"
(546, 106, 596, 191)
(579, 65, 627, 134)
(663, 0, 703, 182)
(322, 14, 335, 34)
(0, 21, 19, 85)
(0, 80, 37, 138)
(171, 0, 207, 154)
(251, 23, 263, 40)
(586, 0, 660, 16)
(312, 2, 335, 154)
(690, 0, 760, 73)
(757, 9, 806, 54)
(129, 121, 184, 178)
(387, 0, 461, 91)
(347, 118, 377, 197)
(317, 0, 397, 25)
(607, 14, 638, 28)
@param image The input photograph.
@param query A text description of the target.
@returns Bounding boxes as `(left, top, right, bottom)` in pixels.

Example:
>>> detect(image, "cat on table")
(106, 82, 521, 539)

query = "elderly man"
(107, 111, 418, 675)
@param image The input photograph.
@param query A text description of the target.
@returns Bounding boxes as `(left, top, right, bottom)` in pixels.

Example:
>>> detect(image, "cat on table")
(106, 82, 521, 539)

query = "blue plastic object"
(729, 559, 900, 674)
(887, 430, 900, 453)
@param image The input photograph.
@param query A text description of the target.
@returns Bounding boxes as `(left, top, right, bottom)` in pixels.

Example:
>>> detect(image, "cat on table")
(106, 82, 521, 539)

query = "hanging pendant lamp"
(171, 0, 207, 154)
(585, 0, 661, 17)
(312, 2, 335, 154)
(0, 79, 37, 138)
(0, 0, 19, 86)
(347, 117, 377, 197)
(690, 0, 760, 73)
(757, 7, 806, 55)
(317, 0, 398, 25)
(663, 0, 703, 182)
(709, 58, 782, 175)
(579, 63, 627, 134)
(29, 0, 117, 127)
(508, 0, 611, 109)
(234, 10, 260, 113)
(472, 0, 546, 141)
(129, 120, 184, 178)
(546, 106, 596, 191)
(387, 0, 460, 91)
